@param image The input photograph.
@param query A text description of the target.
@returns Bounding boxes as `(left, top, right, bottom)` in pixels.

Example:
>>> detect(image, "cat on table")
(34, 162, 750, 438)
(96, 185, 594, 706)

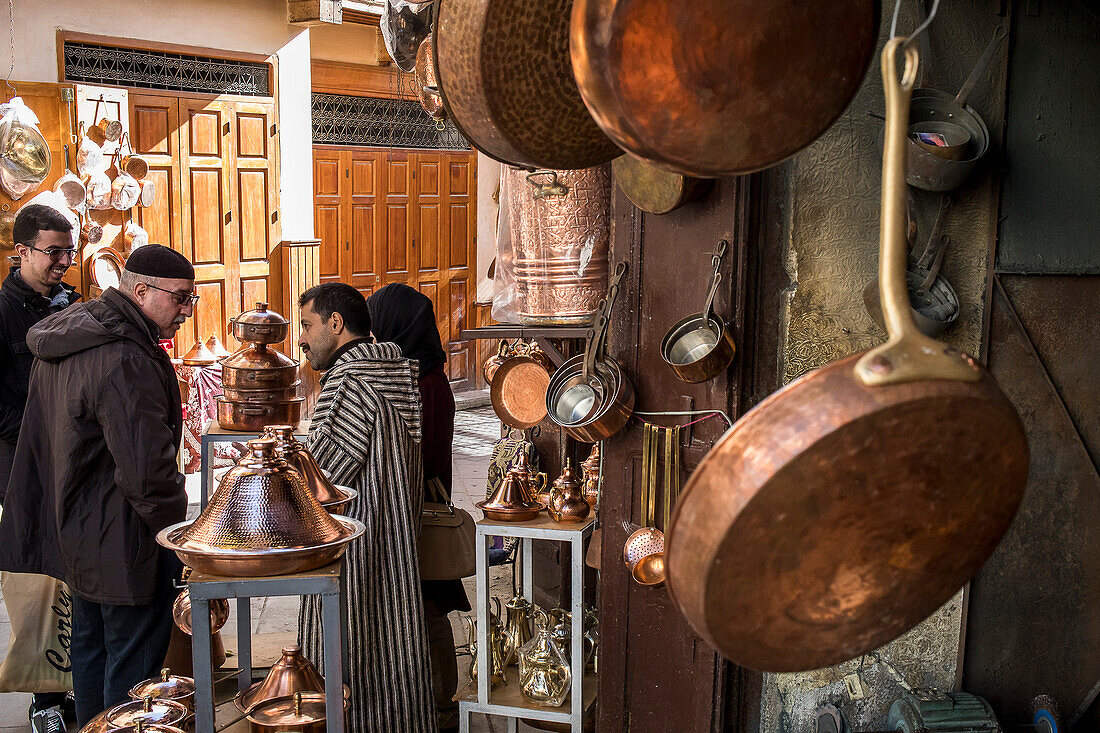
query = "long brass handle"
(855, 38, 979, 387)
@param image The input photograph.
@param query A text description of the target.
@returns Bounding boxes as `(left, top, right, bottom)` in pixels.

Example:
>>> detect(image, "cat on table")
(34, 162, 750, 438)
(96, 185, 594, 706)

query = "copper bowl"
(221, 383, 301, 403)
(128, 668, 196, 712)
(172, 589, 230, 635)
(231, 302, 291, 345)
(216, 397, 303, 432)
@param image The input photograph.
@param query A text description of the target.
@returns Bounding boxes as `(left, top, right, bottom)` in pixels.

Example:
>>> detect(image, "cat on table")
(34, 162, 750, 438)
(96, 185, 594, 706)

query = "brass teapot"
(581, 444, 601, 509)
(518, 611, 571, 708)
(463, 597, 508, 686)
(501, 595, 536, 666)
(548, 458, 591, 523)
(512, 448, 548, 504)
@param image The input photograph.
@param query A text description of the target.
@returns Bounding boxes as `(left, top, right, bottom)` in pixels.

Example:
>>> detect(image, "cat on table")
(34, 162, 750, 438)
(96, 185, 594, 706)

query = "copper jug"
(547, 459, 591, 524)
(581, 444, 601, 509)
(512, 449, 548, 503)
(264, 425, 356, 515)
(476, 469, 545, 522)
(501, 595, 535, 666)
(171, 589, 230, 635)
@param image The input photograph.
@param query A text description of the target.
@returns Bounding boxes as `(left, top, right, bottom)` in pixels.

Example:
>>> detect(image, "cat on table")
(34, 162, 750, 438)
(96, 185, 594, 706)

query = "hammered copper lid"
(264, 425, 354, 507)
(177, 439, 349, 551)
(128, 668, 195, 705)
(104, 696, 189, 728)
(235, 644, 324, 713)
(476, 469, 545, 521)
(248, 692, 327, 727)
(220, 343, 298, 370)
(236, 302, 289, 327)
(205, 333, 230, 358)
(181, 339, 217, 366)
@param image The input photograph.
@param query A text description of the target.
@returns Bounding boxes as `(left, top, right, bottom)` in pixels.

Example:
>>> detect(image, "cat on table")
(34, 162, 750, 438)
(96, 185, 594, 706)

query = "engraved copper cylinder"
(507, 165, 611, 325)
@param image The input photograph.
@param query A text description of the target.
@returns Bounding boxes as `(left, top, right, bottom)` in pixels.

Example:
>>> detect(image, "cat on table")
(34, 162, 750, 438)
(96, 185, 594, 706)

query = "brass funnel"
(476, 469, 545, 522)
(264, 425, 356, 514)
(234, 645, 349, 713)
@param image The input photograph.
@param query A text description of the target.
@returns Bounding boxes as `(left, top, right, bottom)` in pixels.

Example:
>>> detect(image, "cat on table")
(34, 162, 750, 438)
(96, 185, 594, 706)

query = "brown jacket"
(0, 287, 185, 604)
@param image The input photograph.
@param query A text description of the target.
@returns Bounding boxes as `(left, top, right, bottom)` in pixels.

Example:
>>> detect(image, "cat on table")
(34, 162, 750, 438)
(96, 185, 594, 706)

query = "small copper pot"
(547, 459, 591, 523)
(220, 344, 299, 390)
(172, 589, 230, 636)
(128, 667, 196, 712)
(231, 302, 291, 344)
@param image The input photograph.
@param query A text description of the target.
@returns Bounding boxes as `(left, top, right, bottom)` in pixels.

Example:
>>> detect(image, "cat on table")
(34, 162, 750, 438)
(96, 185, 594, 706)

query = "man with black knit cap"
(0, 244, 196, 727)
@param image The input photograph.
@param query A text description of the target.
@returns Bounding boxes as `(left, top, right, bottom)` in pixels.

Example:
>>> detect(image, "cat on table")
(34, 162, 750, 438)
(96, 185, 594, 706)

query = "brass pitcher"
(501, 595, 535, 666)
(512, 449, 548, 504)
(547, 459, 591, 523)
(464, 598, 508, 686)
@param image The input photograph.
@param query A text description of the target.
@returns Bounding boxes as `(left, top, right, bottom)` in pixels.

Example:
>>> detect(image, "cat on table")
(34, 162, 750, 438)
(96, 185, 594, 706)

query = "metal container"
(476, 469, 545, 522)
(128, 668, 196, 712)
(660, 241, 737, 383)
(507, 166, 611, 326)
(235, 644, 350, 713)
(157, 438, 364, 576)
(547, 459, 591, 524)
(221, 383, 301, 403)
(247, 692, 328, 733)
(220, 344, 299, 389)
(490, 341, 555, 429)
(172, 589, 230, 636)
(216, 397, 303, 432)
(263, 424, 357, 514)
(104, 696, 189, 729)
(231, 303, 291, 344)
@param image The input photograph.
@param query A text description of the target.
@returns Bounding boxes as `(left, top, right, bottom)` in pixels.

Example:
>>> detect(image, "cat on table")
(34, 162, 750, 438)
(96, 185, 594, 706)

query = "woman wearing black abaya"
(367, 284, 469, 733)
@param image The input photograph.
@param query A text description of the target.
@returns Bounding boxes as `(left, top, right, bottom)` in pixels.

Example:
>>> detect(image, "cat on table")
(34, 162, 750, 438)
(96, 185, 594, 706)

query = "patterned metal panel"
(64, 42, 270, 96)
(311, 93, 470, 150)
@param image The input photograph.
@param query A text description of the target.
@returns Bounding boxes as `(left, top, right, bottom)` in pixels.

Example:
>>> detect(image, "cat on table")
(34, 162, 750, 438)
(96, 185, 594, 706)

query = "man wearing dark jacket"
(0, 244, 196, 727)
(0, 204, 78, 733)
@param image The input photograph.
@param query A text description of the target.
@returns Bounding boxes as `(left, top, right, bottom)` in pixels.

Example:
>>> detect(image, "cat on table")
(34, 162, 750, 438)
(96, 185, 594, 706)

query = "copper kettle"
(547, 459, 591, 524)
(263, 425, 356, 514)
(581, 444, 601, 509)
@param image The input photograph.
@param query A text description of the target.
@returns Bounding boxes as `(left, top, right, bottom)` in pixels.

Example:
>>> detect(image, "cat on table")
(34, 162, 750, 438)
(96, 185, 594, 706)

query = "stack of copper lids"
(215, 303, 304, 431)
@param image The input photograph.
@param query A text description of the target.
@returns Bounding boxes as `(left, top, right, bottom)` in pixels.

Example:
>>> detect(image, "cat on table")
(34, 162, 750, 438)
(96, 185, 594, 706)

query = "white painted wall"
(3, 0, 315, 240)
(475, 153, 501, 303)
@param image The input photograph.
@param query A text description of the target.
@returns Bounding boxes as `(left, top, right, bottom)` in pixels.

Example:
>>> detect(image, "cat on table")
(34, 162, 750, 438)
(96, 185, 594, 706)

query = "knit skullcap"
(124, 244, 195, 280)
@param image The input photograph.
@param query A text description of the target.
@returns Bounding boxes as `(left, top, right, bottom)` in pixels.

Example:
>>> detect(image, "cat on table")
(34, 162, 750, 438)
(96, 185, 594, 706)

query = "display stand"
(458, 514, 596, 733)
(199, 419, 309, 506)
(187, 561, 349, 733)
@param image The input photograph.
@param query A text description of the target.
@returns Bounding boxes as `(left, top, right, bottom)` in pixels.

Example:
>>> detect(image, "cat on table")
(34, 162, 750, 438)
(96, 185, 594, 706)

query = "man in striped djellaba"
(295, 283, 436, 732)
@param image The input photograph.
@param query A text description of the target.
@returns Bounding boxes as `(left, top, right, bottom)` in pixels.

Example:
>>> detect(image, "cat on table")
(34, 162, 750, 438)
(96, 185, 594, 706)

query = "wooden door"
(230, 101, 279, 320)
(441, 153, 477, 385)
(381, 150, 415, 286)
(312, 148, 382, 298)
(130, 94, 183, 254)
(313, 148, 343, 287)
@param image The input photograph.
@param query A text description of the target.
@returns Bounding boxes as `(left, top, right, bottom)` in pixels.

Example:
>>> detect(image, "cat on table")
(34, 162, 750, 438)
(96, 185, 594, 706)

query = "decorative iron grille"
(63, 41, 271, 96)
(312, 93, 470, 150)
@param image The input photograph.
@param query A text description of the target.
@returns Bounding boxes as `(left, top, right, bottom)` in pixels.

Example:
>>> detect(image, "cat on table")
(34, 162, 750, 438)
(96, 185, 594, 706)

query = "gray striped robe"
(298, 341, 436, 732)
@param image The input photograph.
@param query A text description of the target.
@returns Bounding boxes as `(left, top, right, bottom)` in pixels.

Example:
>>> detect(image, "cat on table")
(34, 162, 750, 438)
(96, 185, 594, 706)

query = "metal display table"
(199, 419, 309, 506)
(187, 561, 349, 733)
(458, 514, 596, 733)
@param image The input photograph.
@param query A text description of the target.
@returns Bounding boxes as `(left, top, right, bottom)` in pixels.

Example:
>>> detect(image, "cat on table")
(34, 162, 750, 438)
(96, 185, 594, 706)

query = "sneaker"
(61, 692, 75, 721)
(30, 707, 66, 733)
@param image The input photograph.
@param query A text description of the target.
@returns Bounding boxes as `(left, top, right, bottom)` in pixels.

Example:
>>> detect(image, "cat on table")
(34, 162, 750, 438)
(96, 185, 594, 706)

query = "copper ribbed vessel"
(507, 166, 611, 325)
(264, 425, 356, 514)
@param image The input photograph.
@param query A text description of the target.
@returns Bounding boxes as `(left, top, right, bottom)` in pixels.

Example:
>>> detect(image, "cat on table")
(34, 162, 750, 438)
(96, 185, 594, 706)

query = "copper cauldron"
(506, 166, 611, 326)
(157, 439, 365, 577)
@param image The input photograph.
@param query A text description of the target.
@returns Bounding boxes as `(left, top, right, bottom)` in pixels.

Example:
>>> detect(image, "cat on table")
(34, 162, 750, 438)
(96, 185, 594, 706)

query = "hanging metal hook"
(890, 0, 939, 46)
(3, 0, 16, 97)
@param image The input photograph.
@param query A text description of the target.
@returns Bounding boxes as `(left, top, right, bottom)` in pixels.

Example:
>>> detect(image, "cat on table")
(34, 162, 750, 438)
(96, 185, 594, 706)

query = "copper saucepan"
(490, 341, 554, 429)
(660, 240, 737, 383)
(220, 345, 299, 390)
(665, 39, 1029, 673)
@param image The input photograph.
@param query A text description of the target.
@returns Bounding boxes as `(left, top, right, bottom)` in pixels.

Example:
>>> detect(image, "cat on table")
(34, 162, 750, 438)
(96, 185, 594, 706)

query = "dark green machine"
(817, 689, 1001, 733)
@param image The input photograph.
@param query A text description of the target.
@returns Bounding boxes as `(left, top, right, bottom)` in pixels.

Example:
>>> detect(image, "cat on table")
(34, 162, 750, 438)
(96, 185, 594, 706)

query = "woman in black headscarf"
(367, 283, 468, 733)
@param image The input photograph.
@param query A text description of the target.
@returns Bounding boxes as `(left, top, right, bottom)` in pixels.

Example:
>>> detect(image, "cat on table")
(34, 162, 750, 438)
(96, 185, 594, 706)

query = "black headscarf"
(367, 283, 447, 375)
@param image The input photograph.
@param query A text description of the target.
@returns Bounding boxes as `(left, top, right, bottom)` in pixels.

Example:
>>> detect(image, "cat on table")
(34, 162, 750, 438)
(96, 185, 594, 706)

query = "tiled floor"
(0, 403, 518, 732)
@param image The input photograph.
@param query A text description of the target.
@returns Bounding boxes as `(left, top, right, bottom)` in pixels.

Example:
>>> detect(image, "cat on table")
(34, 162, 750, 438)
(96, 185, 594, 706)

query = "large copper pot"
(263, 425, 357, 515)
(664, 41, 1029, 673)
(433, 0, 621, 170)
(221, 383, 301, 403)
(507, 166, 611, 325)
(220, 345, 299, 390)
(157, 439, 364, 577)
(569, 0, 879, 177)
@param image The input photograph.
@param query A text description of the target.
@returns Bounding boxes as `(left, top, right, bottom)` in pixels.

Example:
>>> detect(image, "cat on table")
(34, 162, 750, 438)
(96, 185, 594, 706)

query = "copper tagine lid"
(264, 425, 355, 509)
(248, 692, 327, 728)
(104, 696, 189, 729)
(181, 339, 218, 366)
(177, 439, 349, 551)
(105, 723, 187, 733)
(235, 644, 324, 713)
(236, 302, 289, 327)
(128, 668, 196, 707)
(205, 333, 230, 358)
(219, 343, 298, 370)
(476, 468, 545, 521)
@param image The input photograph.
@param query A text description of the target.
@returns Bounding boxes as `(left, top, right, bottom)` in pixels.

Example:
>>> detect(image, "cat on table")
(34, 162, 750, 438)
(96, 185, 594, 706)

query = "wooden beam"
(287, 0, 342, 26)
(311, 59, 408, 99)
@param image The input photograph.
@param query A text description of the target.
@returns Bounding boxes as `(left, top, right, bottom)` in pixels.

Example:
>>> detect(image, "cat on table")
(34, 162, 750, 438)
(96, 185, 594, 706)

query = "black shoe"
(30, 707, 67, 733)
(61, 691, 75, 720)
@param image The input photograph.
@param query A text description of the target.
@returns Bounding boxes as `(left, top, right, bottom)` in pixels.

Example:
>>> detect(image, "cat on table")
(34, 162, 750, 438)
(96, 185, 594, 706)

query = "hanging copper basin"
(234, 644, 350, 713)
(231, 302, 291, 345)
(128, 668, 196, 712)
(172, 589, 230, 636)
(156, 439, 364, 576)
(263, 425, 357, 514)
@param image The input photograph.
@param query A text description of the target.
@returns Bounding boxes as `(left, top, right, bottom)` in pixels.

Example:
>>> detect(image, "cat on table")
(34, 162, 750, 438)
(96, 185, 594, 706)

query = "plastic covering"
(380, 0, 433, 72)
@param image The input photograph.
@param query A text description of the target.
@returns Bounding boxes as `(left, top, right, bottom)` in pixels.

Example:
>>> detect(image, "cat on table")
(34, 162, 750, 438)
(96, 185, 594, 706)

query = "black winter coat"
(0, 266, 78, 502)
(0, 287, 186, 604)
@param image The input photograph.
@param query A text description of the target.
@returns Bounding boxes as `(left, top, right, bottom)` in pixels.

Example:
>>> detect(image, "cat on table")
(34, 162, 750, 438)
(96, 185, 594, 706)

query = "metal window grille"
(312, 92, 470, 150)
(63, 41, 271, 96)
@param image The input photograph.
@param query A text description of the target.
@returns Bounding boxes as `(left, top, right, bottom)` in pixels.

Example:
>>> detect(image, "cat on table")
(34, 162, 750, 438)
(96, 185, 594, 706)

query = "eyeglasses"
(144, 283, 200, 307)
(27, 244, 77, 262)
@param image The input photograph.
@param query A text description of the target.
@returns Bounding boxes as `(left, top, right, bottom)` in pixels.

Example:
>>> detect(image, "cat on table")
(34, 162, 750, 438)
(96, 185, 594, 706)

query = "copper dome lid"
(234, 644, 353, 713)
(264, 425, 356, 512)
(248, 692, 327, 728)
(181, 339, 217, 366)
(219, 343, 298, 371)
(104, 696, 189, 729)
(476, 469, 545, 522)
(205, 333, 230, 358)
(128, 668, 195, 709)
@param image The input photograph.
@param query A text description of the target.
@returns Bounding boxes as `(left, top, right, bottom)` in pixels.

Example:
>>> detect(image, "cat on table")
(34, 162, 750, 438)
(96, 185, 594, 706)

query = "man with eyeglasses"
(0, 244, 196, 729)
(0, 204, 78, 732)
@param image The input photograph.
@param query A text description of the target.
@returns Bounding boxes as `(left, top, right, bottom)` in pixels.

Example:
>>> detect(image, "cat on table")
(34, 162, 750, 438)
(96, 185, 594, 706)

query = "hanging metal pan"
(661, 240, 736, 383)
(490, 342, 555, 429)
(433, 0, 622, 170)
(613, 154, 712, 215)
(665, 40, 1029, 673)
(570, 0, 879, 177)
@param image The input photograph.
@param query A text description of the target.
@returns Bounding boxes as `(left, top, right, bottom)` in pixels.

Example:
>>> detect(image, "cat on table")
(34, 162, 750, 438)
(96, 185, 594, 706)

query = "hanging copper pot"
(157, 439, 365, 577)
(415, 35, 445, 121)
(547, 459, 591, 524)
(234, 645, 351, 714)
(483, 339, 514, 384)
(128, 668, 196, 712)
(264, 425, 357, 515)
(476, 469, 545, 522)
(490, 341, 556, 429)
(172, 589, 230, 636)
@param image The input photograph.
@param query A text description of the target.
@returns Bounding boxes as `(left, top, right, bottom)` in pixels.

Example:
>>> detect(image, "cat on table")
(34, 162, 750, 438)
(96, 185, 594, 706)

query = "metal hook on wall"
(890, 0, 940, 45)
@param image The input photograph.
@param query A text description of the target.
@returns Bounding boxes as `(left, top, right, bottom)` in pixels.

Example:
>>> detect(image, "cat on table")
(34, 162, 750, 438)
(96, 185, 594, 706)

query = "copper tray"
(475, 499, 546, 522)
(156, 516, 365, 577)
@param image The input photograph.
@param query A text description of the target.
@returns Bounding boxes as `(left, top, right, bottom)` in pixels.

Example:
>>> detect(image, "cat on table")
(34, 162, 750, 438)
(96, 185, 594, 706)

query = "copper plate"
(612, 154, 712, 214)
(490, 357, 552, 428)
(475, 500, 546, 523)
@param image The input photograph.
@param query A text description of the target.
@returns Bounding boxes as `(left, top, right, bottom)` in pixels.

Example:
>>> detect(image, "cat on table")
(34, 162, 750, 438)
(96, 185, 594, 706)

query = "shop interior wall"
(6, 0, 314, 242)
(758, 0, 1010, 730)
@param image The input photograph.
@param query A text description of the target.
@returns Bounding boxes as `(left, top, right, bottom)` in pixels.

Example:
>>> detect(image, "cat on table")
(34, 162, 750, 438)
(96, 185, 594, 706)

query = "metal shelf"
(460, 325, 591, 341)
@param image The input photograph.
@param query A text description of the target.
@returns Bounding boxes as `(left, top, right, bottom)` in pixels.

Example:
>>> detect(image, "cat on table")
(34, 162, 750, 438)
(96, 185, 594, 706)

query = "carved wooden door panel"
(442, 153, 477, 387)
(346, 149, 381, 297)
(312, 148, 343, 287)
(129, 95, 183, 254)
(230, 101, 278, 320)
(381, 151, 415, 286)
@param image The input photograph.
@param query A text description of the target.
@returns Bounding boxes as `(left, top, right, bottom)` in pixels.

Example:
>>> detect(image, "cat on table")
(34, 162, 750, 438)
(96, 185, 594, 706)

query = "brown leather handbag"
(420, 477, 476, 580)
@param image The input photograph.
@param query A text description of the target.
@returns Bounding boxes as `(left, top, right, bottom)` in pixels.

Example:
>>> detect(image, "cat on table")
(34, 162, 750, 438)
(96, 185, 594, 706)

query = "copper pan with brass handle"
(665, 39, 1029, 673)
